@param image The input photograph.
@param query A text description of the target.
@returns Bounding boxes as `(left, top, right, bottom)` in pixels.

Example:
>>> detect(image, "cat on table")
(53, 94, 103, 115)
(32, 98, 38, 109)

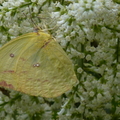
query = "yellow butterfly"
(0, 30, 78, 98)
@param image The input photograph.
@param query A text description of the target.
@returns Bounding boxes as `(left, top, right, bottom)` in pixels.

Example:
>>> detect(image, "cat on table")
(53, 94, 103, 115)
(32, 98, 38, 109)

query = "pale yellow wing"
(0, 31, 78, 98)
(0, 33, 39, 89)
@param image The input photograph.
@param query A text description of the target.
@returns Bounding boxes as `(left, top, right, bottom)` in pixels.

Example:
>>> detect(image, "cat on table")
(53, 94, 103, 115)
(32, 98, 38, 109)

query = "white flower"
(33, 6, 39, 13)
(2, 35, 7, 43)
(115, 106, 120, 114)
(103, 91, 112, 100)
(104, 114, 112, 120)
(116, 72, 120, 78)
(77, 67, 83, 73)
(14, 1, 22, 7)
(89, 91, 95, 97)
(4, 115, 14, 120)
(31, 0, 36, 2)
(58, 108, 65, 115)
(86, 54, 91, 61)
(51, 12, 60, 18)
(97, 93, 103, 101)
(84, 81, 91, 88)
(38, 0, 46, 5)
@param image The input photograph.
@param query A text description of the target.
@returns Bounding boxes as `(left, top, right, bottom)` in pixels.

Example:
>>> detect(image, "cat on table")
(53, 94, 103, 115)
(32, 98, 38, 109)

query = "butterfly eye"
(33, 63, 40, 67)
(10, 53, 14, 57)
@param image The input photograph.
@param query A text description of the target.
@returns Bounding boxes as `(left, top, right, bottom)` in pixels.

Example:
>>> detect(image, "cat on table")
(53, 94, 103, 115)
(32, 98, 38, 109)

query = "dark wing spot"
(10, 53, 14, 57)
(33, 63, 40, 67)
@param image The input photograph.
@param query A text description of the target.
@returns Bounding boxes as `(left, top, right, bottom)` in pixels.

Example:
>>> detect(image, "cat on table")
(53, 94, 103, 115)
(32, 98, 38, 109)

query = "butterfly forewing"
(0, 33, 40, 89)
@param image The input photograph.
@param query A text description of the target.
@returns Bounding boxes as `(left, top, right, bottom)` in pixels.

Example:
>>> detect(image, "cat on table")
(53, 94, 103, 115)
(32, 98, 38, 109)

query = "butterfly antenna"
(22, 9, 40, 33)
(23, 13, 32, 25)
(28, 6, 39, 29)
(43, 17, 59, 32)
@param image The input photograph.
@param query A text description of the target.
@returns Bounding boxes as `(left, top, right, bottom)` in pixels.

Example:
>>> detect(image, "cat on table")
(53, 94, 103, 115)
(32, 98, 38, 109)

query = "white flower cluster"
(51, 0, 120, 119)
(0, 0, 120, 120)
(0, 0, 47, 44)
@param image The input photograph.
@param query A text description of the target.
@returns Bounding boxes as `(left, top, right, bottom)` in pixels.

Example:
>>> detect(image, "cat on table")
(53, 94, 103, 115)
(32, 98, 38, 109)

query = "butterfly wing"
(0, 31, 78, 98)
(0, 32, 43, 90)
(0, 33, 37, 89)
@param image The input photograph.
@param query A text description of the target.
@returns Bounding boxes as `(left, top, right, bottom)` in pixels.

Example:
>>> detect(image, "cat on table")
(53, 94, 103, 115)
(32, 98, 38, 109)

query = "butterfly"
(0, 30, 78, 98)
